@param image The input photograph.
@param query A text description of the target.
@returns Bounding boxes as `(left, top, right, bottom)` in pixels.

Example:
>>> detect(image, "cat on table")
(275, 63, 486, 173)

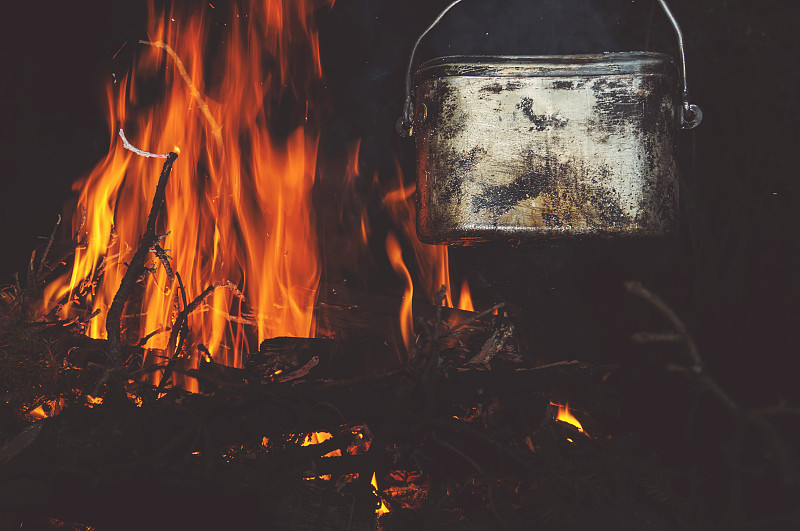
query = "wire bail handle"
(397, 0, 702, 137)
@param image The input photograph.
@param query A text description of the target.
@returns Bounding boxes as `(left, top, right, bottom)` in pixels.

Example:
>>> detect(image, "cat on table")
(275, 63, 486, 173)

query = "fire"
(28, 398, 65, 420)
(457, 279, 474, 312)
(552, 402, 585, 433)
(302, 431, 341, 457)
(386, 232, 414, 357)
(381, 162, 484, 317)
(43, 0, 331, 382)
(371, 472, 390, 516)
(300, 431, 340, 481)
(382, 164, 452, 307)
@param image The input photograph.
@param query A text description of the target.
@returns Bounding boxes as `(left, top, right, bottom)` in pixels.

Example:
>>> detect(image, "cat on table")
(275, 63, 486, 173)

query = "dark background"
(0, 0, 797, 408)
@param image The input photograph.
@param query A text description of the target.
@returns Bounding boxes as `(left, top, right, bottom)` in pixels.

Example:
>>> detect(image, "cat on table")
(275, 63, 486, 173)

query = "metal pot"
(398, 0, 702, 244)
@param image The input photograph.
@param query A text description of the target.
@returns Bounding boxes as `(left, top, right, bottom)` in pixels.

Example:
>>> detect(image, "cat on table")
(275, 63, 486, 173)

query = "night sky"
(0, 0, 797, 402)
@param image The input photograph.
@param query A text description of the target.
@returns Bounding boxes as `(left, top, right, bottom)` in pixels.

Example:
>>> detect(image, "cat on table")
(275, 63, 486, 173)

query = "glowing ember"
(43, 0, 331, 386)
(302, 431, 331, 446)
(86, 395, 104, 407)
(302, 431, 342, 458)
(28, 398, 65, 420)
(301, 431, 340, 480)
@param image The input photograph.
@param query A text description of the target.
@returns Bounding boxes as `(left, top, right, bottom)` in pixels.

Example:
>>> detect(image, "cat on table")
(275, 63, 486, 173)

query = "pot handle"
(397, 0, 703, 136)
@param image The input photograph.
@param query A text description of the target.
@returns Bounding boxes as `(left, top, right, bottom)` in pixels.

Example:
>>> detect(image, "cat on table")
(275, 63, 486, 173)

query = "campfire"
(1, 0, 797, 529)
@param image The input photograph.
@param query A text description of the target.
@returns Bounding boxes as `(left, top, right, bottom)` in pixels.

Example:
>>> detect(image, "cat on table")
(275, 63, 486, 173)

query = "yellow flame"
(301, 431, 339, 480)
(371, 472, 390, 516)
(552, 402, 585, 433)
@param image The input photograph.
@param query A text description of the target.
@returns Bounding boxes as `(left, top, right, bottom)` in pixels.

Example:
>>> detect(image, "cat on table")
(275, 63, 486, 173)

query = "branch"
(139, 40, 222, 146)
(165, 280, 243, 357)
(118, 129, 168, 158)
(151, 243, 174, 288)
(36, 215, 61, 278)
(442, 303, 505, 339)
(106, 152, 178, 374)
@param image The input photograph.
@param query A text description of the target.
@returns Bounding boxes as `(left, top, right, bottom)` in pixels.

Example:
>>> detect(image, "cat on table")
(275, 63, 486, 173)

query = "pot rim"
(414, 52, 679, 82)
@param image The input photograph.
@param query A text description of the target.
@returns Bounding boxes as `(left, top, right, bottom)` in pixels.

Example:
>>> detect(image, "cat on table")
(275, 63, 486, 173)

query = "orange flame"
(386, 232, 414, 357)
(28, 398, 65, 420)
(43, 0, 331, 382)
(301, 431, 340, 480)
(302, 431, 341, 458)
(382, 162, 452, 307)
(552, 402, 585, 433)
(457, 279, 474, 312)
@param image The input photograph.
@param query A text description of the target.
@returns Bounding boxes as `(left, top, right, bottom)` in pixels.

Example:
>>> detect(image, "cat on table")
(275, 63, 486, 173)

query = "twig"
(631, 332, 683, 344)
(151, 243, 174, 288)
(139, 40, 222, 146)
(156, 280, 242, 393)
(137, 326, 165, 347)
(442, 302, 505, 339)
(166, 280, 244, 356)
(276, 356, 320, 383)
(36, 215, 61, 278)
(106, 152, 178, 373)
(118, 129, 168, 158)
(667, 364, 737, 411)
(624, 281, 702, 372)
(173, 271, 191, 357)
(627, 281, 796, 487)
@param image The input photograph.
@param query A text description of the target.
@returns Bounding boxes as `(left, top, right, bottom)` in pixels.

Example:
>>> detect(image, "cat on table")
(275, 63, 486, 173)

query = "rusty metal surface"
(413, 52, 681, 244)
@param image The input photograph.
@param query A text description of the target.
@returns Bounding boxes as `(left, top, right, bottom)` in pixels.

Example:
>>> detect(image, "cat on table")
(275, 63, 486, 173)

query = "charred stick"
(137, 326, 165, 347)
(442, 302, 505, 339)
(35, 215, 61, 278)
(152, 243, 174, 288)
(166, 280, 242, 356)
(105, 152, 177, 377)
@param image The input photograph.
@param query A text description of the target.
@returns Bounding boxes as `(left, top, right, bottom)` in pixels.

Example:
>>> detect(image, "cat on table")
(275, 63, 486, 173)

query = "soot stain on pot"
(591, 78, 640, 134)
(516, 97, 569, 131)
(472, 154, 580, 219)
(479, 82, 504, 95)
(430, 81, 468, 139)
(442, 146, 485, 206)
(472, 169, 553, 216)
(551, 80, 575, 90)
(580, 182, 628, 228)
(541, 213, 564, 227)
